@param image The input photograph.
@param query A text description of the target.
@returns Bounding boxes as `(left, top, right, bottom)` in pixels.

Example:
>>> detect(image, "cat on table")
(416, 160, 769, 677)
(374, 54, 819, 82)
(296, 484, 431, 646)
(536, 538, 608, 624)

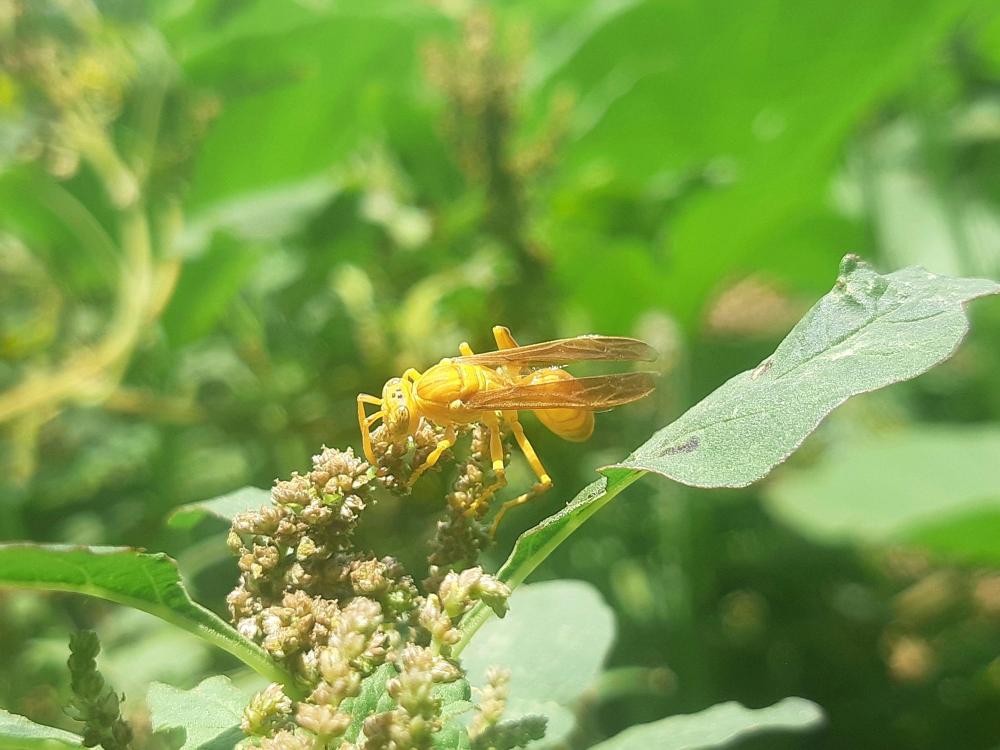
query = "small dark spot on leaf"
(751, 358, 774, 380)
(656, 435, 700, 457)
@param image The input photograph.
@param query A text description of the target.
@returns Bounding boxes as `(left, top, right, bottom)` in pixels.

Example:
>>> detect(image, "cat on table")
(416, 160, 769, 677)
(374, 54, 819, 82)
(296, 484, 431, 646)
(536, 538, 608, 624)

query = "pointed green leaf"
(0, 710, 83, 750)
(0, 545, 296, 694)
(148, 676, 247, 750)
(588, 698, 823, 750)
(168, 486, 270, 529)
(608, 256, 1000, 486)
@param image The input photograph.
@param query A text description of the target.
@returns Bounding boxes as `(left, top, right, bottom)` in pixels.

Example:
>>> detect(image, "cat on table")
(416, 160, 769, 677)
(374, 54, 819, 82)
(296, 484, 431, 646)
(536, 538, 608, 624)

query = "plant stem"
(452, 469, 644, 656)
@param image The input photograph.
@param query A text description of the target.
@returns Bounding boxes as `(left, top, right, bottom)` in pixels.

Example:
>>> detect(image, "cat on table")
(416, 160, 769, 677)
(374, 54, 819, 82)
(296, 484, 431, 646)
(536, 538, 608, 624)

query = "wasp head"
(381, 377, 418, 442)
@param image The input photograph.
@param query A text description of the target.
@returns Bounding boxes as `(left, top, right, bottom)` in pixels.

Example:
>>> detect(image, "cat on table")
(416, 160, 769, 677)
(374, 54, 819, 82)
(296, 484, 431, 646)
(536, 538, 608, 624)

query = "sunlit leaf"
(147, 676, 246, 750)
(609, 256, 1000, 486)
(463, 580, 614, 744)
(0, 545, 294, 693)
(169, 486, 270, 529)
(0, 710, 82, 750)
(588, 698, 823, 750)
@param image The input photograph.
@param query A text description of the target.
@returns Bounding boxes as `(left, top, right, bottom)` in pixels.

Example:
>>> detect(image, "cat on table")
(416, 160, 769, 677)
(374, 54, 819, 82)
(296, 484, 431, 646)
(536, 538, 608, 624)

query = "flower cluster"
(226, 438, 536, 749)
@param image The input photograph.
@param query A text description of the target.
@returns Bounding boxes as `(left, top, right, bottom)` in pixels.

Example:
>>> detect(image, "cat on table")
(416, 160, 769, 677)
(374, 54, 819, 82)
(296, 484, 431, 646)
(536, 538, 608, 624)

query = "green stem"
(452, 469, 645, 657)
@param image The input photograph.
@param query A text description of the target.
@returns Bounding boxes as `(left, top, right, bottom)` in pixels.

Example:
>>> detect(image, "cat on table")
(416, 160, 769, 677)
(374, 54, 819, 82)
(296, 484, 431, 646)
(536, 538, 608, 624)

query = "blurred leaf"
(0, 710, 82, 750)
(904, 505, 1000, 565)
(766, 426, 1000, 550)
(0, 544, 294, 692)
(610, 256, 1000, 486)
(463, 580, 614, 745)
(588, 697, 823, 750)
(147, 675, 246, 750)
(544, 0, 974, 323)
(162, 235, 264, 347)
(168, 486, 270, 529)
(181, 10, 444, 221)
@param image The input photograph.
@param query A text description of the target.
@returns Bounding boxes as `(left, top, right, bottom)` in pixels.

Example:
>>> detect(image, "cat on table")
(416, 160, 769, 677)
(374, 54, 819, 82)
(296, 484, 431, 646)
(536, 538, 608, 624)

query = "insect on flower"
(357, 326, 657, 536)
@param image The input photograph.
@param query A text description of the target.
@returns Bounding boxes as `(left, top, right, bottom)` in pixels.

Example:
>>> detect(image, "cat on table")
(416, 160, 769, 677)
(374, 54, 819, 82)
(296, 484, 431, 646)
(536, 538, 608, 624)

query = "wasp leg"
(407, 424, 457, 488)
(492, 325, 520, 350)
(489, 415, 553, 538)
(459, 342, 474, 356)
(401, 368, 422, 383)
(357, 394, 383, 465)
(467, 412, 507, 516)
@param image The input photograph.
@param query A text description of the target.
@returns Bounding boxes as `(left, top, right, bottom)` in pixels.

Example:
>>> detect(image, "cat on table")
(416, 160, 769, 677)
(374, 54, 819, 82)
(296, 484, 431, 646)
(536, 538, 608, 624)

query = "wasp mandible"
(357, 326, 657, 535)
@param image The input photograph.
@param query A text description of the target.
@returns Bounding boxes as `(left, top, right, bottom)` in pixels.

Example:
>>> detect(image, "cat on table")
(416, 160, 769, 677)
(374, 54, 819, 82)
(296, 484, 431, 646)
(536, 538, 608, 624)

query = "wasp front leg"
(489, 414, 553, 538)
(357, 394, 384, 466)
(407, 424, 457, 488)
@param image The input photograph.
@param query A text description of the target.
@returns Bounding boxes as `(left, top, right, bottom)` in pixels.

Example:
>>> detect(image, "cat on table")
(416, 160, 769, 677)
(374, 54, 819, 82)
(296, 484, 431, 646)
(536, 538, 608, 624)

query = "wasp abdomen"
(527, 368, 595, 442)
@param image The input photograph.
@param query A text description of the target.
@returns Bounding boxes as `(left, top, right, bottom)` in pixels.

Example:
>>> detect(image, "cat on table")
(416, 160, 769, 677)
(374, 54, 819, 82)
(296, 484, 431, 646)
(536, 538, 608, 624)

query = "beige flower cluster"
(225, 435, 541, 750)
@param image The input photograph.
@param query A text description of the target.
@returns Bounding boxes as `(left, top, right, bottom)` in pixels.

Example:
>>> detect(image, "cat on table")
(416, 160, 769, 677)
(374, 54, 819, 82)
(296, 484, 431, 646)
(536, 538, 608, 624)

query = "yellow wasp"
(357, 326, 657, 534)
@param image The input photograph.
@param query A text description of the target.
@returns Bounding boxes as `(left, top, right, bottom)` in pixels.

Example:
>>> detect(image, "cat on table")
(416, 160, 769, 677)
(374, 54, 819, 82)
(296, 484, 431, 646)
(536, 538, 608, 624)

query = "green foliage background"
(1, 0, 1000, 747)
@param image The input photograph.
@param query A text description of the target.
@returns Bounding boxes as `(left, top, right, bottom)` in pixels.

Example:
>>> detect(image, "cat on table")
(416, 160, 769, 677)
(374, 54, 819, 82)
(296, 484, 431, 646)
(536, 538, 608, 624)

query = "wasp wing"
(462, 372, 656, 410)
(453, 335, 657, 367)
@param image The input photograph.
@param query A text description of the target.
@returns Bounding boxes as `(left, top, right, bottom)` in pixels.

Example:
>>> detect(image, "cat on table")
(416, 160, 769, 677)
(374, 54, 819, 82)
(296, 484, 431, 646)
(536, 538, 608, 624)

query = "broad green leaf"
(588, 698, 823, 750)
(766, 426, 1000, 552)
(148, 676, 247, 750)
(463, 580, 614, 746)
(169, 486, 270, 529)
(608, 257, 1000, 487)
(0, 710, 82, 750)
(0, 545, 296, 694)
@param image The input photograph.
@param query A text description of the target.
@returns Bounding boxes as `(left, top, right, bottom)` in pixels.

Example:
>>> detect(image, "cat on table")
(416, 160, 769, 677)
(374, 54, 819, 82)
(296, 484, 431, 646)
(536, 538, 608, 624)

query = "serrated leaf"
(148, 676, 246, 750)
(608, 256, 1000, 486)
(0, 709, 83, 750)
(588, 698, 823, 750)
(0, 545, 294, 692)
(766, 426, 1000, 554)
(342, 663, 398, 743)
(169, 486, 271, 529)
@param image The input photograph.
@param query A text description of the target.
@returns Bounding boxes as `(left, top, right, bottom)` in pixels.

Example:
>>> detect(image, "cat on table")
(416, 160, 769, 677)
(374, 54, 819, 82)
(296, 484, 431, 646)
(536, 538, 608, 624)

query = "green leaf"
(0, 710, 83, 750)
(168, 486, 270, 529)
(766, 426, 1000, 554)
(587, 698, 823, 750)
(342, 663, 398, 743)
(181, 11, 443, 221)
(544, 0, 975, 325)
(147, 676, 247, 750)
(0, 544, 297, 694)
(608, 256, 1000, 487)
(161, 235, 264, 347)
(463, 581, 614, 745)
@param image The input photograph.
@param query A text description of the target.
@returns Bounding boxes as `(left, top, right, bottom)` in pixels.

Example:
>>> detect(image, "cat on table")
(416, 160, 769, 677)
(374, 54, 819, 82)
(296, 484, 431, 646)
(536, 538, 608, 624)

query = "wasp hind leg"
(466, 411, 507, 517)
(489, 415, 553, 538)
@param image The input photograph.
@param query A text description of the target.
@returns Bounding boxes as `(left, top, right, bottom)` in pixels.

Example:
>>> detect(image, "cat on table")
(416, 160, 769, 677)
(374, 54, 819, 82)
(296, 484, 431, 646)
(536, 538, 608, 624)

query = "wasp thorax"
(381, 378, 416, 440)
